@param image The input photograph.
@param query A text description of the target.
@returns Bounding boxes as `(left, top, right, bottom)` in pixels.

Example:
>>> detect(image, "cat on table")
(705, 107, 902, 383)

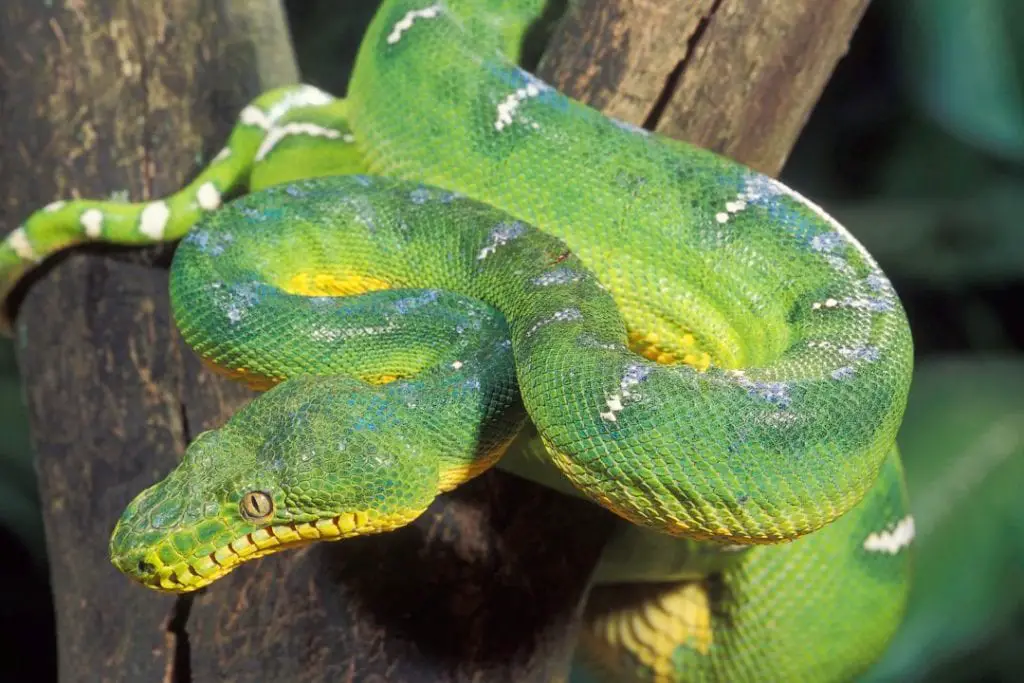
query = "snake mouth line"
(130, 508, 424, 593)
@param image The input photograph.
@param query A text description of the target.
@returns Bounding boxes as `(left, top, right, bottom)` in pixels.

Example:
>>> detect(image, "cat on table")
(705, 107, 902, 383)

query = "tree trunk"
(0, 0, 868, 681)
(540, 0, 870, 174)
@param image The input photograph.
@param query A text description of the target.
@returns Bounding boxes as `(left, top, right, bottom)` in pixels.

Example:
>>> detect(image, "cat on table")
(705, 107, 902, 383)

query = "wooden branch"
(0, 3, 296, 680)
(540, 0, 871, 175)
(1, 1, 869, 681)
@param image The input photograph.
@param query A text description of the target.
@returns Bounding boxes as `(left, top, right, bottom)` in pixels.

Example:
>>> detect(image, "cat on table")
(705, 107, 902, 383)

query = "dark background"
(1, 1, 1021, 681)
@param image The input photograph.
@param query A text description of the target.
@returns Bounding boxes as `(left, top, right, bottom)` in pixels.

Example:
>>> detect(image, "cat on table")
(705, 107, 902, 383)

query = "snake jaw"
(111, 507, 428, 593)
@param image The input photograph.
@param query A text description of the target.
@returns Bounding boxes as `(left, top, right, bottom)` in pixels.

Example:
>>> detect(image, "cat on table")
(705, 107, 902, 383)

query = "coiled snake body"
(0, 1, 915, 681)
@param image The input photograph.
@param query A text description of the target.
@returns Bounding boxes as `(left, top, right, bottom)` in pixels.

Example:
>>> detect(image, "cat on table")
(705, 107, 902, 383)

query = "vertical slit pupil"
(243, 492, 272, 519)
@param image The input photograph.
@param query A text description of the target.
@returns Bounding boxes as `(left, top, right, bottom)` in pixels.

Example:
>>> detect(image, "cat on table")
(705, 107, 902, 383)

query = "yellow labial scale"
(250, 527, 277, 550)
(336, 513, 357, 534)
(281, 270, 394, 297)
(191, 555, 220, 578)
(230, 537, 257, 557)
(295, 522, 322, 540)
(359, 510, 424, 534)
(315, 518, 340, 535)
(148, 510, 428, 593)
(270, 524, 302, 543)
(213, 546, 235, 567)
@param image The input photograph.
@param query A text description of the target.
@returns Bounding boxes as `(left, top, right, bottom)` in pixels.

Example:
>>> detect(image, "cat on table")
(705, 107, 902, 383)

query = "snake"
(0, 1, 916, 681)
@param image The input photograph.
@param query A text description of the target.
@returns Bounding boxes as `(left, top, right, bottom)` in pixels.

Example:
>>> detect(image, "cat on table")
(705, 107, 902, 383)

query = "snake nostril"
(137, 559, 156, 575)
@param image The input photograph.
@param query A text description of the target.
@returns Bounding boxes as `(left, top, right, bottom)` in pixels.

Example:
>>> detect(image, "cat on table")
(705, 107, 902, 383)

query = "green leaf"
(897, 0, 1024, 161)
(862, 356, 1024, 682)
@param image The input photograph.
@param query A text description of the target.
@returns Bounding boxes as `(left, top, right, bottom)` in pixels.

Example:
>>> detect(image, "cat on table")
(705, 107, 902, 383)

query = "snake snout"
(108, 543, 160, 588)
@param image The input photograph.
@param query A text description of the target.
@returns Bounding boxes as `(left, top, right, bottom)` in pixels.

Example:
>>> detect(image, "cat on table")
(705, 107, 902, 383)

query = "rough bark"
(1, 0, 868, 681)
(540, 0, 871, 175)
(0, 2, 286, 681)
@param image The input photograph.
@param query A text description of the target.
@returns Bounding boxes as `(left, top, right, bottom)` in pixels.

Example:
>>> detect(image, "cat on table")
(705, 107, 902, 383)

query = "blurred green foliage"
(901, 0, 1024, 163)
(860, 359, 1023, 682)
(787, 0, 1024, 298)
(1, 0, 1021, 680)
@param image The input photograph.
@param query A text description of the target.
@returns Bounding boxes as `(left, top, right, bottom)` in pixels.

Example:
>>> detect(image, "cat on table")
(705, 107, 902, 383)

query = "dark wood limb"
(540, 0, 871, 175)
(1, 0, 869, 681)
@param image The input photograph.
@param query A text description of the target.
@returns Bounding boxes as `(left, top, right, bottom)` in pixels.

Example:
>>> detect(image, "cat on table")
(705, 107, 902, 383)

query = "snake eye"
(239, 491, 274, 523)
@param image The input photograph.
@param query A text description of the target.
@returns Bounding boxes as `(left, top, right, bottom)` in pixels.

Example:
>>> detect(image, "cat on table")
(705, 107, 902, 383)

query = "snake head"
(109, 376, 439, 592)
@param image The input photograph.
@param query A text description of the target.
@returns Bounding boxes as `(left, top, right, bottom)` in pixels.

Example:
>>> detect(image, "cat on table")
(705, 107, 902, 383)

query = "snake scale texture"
(0, 1, 916, 681)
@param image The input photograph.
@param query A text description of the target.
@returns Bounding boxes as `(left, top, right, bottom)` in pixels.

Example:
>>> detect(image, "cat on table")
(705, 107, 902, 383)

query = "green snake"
(0, 1, 916, 681)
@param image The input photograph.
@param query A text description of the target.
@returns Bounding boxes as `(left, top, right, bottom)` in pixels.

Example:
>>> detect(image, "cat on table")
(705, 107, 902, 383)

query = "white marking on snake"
(742, 173, 877, 262)
(600, 365, 651, 422)
(743, 174, 900, 334)
(599, 394, 624, 422)
(812, 296, 892, 313)
(140, 201, 171, 240)
(807, 341, 880, 363)
(477, 221, 526, 260)
(81, 209, 104, 238)
(495, 81, 545, 131)
(525, 308, 583, 338)
(240, 105, 269, 129)
(831, 366, 855, 380)
(43, 201, 66, 213)
(255, 122, 343, 161)
(213, 147, 232, 163)
(387, 4, 442, 44)
(309, 322, 399, 343)
(240, 86, 335, 130)
(532, 268, 582, 286)
(197, 183, 222, 211)
(863, 515, 915, 554)
(8, 227, 36, 261)
(726, 373, 792, 408)
(714, 195, 749, 225)
(812, 298, 839, 310)
(266, 86, 334, 122)
(840, 345, 880, 362)
(451, 360, 463, 370)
